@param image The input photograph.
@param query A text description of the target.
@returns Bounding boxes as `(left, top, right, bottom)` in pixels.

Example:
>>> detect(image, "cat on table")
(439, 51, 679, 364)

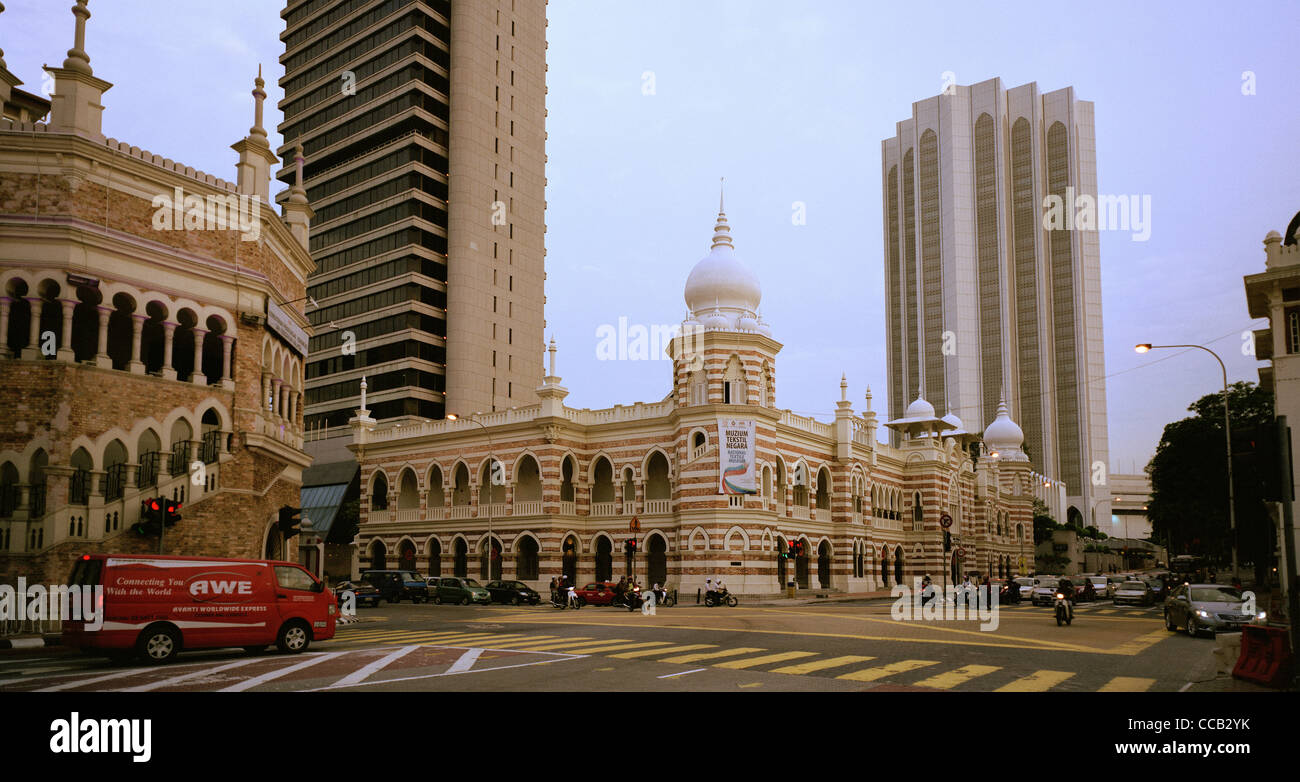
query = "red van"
(63, 553, 337, 664)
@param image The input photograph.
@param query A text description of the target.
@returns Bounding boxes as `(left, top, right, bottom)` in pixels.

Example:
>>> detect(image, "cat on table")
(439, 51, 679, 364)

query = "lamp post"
(1135, 343, 1237, 579)
(447, 413, 498, 581)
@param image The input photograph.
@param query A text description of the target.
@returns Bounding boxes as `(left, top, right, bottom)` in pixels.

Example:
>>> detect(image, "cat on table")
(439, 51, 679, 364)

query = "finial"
(547, 335, 558, 377)
(720, 177, 725, 213)
(250, 66, 268, 141)
(359, 375, 368, 413)
(711, 182, 734, 251)
(864, 386, 873, 410)
(997, 386, 1008, 415)
(62, 0, 92, 75)
(840, 373, 848, 402)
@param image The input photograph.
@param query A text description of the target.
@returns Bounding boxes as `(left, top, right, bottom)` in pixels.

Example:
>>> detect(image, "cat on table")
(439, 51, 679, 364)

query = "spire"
(864, 386, 873, 411)
(282, 140, 314, 251)
(359, 375, 369, 414)
(840, 373, 848, 402)
(62, 0, 92, 75)
(250, 65, 268, 143)
(547, 336, 558, 378)
(711, 177, 733, 250)
(288, 142, 307, 202)
(232, 67, 278, 201)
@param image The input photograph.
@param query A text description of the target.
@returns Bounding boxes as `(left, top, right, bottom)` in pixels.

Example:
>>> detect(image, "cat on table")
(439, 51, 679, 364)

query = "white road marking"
(446, 648, 483, 674)
(117, 657, 263, 692)
(331, 645, 419, 688)
(219, 652, 344, 692)
(304, 653, 583, 691)
(657, 668, 707, 679)
(1179, 681, 1193, 692)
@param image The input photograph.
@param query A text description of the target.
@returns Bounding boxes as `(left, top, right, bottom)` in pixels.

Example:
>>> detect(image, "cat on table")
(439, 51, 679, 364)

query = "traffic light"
(625, 539, 637, 555)
(1233, 419, 1292, 502)
(135, 497, 163, 536)
(164, 498, 183, 527)
(278, 505, 303, 540)
(944, 531, 952, 552)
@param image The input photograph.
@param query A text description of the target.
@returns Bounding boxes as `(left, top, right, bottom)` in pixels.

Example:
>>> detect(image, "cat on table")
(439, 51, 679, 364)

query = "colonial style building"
(0, 1, 314, 582)
(349, 200, 1037, 596)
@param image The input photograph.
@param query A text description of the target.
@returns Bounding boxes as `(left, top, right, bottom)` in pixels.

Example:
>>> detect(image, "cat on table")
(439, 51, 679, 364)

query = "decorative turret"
(537, 336, 569, 417)
(885, 386, 955, 441)
(282, 142, 314, 252)
(982, 389, 1028, 461)
(45, 1, 113, 139)
(682, 180, 764, 332)
(232, 67, 279, 203)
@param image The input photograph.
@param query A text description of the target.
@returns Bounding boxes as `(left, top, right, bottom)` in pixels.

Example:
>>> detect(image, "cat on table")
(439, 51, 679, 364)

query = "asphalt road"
(0, 597, 1216, 692)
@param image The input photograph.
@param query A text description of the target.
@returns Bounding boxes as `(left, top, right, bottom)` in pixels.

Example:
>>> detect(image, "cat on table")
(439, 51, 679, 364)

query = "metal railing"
(29, 483, 46, 517)
(69, 470, 91, 506)
(201, 430, 222, 464)
(0, 484, 15, 518)
(103, 465, 126, 502)
(169, 443, 189, 477)
(138, 451, 160, 489)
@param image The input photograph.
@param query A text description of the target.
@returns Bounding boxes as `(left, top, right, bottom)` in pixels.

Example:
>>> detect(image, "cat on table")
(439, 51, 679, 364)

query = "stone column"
(58, 299, 77, 362)
(95, 305, 113, 368)
(160, 321, 178, 380)
(191, 328, 208, 384)
(22, 296, 42, 360)
(0, 297, 11, 359)
(271, 378, 283, 419)
(219, 335, 235, 390)
(128, 314, 147, 374)
(260, 372, 271, 416)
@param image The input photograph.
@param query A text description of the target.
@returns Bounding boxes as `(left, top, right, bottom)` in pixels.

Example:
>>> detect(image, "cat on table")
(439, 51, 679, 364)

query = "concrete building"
(1243, 212, 1300, 596)
(276, 0, 548, 432)
(347, 202, 1035, 596)
(0, 1, 314, 582)
(880, 77, 1110, 530)
(1108, 472, 1154, 542)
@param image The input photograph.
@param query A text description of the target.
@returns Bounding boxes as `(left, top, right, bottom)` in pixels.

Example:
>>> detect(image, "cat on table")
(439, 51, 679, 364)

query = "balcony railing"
(513, 500, 542, 516)
(644, 499, 671, 514)
(169, 443, 189, 477)
(368, 508, 392, 523)
(138, 451, 160, 489)
(69, 470, 91, 506)
(692, 443, 707, 460)
(591, 501, 617, 517)
(200, 430, 222, 464)
(480, 503, 506, 518)
(394, 508, 420, 522)
(104, 465, 126, 502)
(792, 505, 810, 520)
(559, 501, 575, 516)
(450, 505, 472, 519)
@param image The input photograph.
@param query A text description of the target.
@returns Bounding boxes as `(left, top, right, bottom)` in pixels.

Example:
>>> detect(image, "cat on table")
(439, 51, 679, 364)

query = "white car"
(1114, 580, 1154, 606)
(1015, 577, 1038, 602)
(1086, 575, 1113, 599)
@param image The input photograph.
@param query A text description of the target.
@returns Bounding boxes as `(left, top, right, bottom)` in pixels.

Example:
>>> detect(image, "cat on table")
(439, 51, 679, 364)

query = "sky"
(5, 0, 1298, 477)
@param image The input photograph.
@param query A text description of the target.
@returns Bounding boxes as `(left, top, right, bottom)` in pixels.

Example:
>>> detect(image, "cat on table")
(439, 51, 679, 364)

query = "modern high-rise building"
(880, 78, 1110, 527)
(276, 0, 548, 431)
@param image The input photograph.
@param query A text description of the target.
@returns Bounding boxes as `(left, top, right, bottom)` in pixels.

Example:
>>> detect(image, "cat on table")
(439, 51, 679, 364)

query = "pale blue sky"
(6, 0, 1298, 475)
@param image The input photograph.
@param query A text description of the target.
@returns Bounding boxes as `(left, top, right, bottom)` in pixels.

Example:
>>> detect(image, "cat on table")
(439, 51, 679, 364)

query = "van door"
(273, 565, 321, 639)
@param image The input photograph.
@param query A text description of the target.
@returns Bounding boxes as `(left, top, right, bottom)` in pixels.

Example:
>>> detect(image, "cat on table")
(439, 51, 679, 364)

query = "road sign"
(953, 546, 965, 559)
(629, 515, 640, 532)
(940, 513, 953, 529)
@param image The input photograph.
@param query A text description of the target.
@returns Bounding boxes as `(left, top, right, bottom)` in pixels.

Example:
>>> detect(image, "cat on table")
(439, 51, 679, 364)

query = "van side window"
(275, 566, 316, 592)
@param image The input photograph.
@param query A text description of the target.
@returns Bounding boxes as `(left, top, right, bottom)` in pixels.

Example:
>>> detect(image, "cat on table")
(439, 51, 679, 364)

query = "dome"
(984, 394, 1025, 453)
(941, 411, 965, 432)
(905, 396, 936, 420)
(736, 313, 760, 331)
(702, 308, 731, 330)
(684, 205, 762, 318)
(1286, 211, 1300, 247)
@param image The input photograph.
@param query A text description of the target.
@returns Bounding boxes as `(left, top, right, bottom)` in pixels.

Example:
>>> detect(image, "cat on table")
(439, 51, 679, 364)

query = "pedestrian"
(921, 574, 934, 606)
(549, 576, 558, 604)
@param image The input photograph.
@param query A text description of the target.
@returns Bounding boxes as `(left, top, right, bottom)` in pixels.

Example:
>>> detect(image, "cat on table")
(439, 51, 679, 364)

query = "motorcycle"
(1054, 591, 1073, 626)
(704, 589, 738, 608)
(550, 592, 582, 610)
(999, 583, 1022, 605)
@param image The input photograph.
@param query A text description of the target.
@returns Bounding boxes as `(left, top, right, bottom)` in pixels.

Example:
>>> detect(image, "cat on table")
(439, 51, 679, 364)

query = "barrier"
(1232, 624, 1294, 688)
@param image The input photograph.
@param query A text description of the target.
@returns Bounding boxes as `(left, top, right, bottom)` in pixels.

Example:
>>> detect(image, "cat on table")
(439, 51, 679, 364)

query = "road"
(0, 597, 1213, 693)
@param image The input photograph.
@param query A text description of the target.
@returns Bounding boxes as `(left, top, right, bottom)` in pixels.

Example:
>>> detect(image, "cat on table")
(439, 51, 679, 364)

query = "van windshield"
(68, 558, 102, 587)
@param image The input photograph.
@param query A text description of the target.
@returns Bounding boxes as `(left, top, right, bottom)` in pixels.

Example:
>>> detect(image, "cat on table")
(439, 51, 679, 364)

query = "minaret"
(282, 141, 314, 252)
(834, 373, 855, 460)
(537, 336, 569, 417)
(232, 67, 279, 203)
(45, 1, 113, 139)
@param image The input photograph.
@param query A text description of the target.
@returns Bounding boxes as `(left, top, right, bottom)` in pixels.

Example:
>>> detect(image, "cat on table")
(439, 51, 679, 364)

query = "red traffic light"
(149, 499, 161, 511)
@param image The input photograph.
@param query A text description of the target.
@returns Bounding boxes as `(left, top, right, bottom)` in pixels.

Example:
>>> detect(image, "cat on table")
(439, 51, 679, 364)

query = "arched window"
(913, 491, 924, 528)
(454, 538, 468, 578)
(515, 456, 541, 502)
(369, 539, 387, 571)
(560, 457, 576, 503)
(0, 461, 18, 518)
(723, 355, 747, 404)
(452, 464, 470, 506)
(370, 472, 389, 511)
(690, 370, 707, 406)
(517, 536, 539, 581)
(399, 539, 416, 571)
(479, 537, 502, 581)
(815, 468, 831, 510)
(398, 469, 419, 510)
(647, 533, 668, 586)
(69, 449, 93, 506)
(591, 458, 614, 503)
(595, 536, 612, 582)
(137, 429, 161, 489)
(645, 452, 670, 500)
(426, 538, 442, 577)
(428, 465, 445, 510)
(101, 442, 125, 504)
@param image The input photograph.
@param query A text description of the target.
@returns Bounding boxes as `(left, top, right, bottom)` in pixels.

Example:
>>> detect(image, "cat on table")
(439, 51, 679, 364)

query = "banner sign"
(266, 300, 309, 357)
(718, 418, 757, 495)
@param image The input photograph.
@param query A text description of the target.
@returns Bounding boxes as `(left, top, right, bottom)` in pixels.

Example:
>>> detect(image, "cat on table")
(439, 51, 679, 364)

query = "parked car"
(1015, 577, 1038, 602)
(1114, 580, 1153, 606)
(1031, 578, 1062, 606)
(334, 579, 381, 608)
(1164, 583, 1252, 637)
(485, 580, 541, 605)
(358, 569, 429, 603)
(574, 581, 622, 606)
(431, 576, 491, 605)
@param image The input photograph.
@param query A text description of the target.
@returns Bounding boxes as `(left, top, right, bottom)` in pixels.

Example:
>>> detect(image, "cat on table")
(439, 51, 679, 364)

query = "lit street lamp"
(1135, 343, 1237, 579)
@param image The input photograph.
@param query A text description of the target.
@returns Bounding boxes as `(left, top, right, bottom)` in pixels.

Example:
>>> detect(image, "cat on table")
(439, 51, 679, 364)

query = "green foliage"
(1032, 499, 1060, 545)
(1147, 381, 1274, 569)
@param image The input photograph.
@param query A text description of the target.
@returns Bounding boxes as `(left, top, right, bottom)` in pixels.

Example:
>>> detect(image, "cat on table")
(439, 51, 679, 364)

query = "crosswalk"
(325, 626, 1161, 692)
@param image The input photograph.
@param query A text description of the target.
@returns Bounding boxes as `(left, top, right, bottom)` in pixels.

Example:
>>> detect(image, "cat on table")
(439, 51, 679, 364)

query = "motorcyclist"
(1003, 577, 1020, 604)
(704, 578, 715, 605)
(715, 577, 728, 601)
(1082, 578, 1097, 602)
(1056, 577, 1075, 620)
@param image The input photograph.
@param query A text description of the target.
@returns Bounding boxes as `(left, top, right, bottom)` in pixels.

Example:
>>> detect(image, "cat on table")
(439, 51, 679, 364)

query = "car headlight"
(1196, 609, 1210, 618)
(1256, 611, 1267, 620)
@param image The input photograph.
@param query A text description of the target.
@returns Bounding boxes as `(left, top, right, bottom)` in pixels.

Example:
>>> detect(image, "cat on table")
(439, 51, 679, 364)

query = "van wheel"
(276, 621, 311, 654)
(433, 595, 442, 605)
(137, 624, 181, 664)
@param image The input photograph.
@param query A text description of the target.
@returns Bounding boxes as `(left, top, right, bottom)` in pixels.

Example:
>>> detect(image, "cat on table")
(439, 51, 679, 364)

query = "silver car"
(1031, 578, 1062, 606)
(1114, 580, 1153, 606)
(1164, 584, 1252, 637)
(1086, 575, 1113, 599)
(1015, 577, 1038, 602)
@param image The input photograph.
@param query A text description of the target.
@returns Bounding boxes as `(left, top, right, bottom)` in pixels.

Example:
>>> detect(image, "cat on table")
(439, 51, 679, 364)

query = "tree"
(1032, 499, 1059, 545)
(1147, 381, 1275, 581)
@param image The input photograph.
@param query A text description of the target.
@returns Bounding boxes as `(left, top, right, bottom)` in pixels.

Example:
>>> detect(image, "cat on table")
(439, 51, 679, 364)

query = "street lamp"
(447, 413, 498, 581)
(1135, 343, 1237, 579)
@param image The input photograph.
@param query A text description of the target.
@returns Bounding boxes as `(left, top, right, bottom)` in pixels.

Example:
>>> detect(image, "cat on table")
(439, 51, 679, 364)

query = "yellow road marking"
(995, 670, 1076, 692)
(556, 641, 671, 654)
(714, 651, 817, 669)
(837, 659, 939, 682)
(505, 637, 623, 651)
(420, 633, 533, 647)
(658, 647, 766, 664)
(1097, 610, 1117, 614)
(770, 655, 876, 675)
(336, 629, 467, 640)
(1112, 629, 1172, 656)
(408, 632, 522, 645)
(738, 682, 762, 688)
(496, 637, 592, 649)
(1098, 676, 1156, 692)
(595, 667, 615, 672)
(911, 664, 1002, 690)
(609, 644, 716, 659)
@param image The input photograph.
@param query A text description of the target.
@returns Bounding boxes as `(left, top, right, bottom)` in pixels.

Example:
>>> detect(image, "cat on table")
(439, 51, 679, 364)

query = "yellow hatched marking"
(1098, 676, 1156, 692)
(1097, 610, 1117, 615)
(421, 633, 533, 647)
(558, 641, 672, 654)
(609, 644, 716, 659)
(503, 637, 614, 651)
(336, 629, 465, 640)
(658, 647, 766, 664)
(409, 632, 519, 644)
(994, 670, 1076, 692)
(911, 664, 1002, 690)
(713, 651, 817, 670)
(770, 655, 876, 675)
(837, 659, 939, 682)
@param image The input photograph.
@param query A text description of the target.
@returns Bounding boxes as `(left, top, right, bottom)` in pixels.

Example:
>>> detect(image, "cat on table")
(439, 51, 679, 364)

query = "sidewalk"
(1180, 634, 1285, 693)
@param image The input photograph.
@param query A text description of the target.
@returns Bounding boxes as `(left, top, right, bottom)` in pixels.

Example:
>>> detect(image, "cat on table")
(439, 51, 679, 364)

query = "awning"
(301, 483, 349, 537)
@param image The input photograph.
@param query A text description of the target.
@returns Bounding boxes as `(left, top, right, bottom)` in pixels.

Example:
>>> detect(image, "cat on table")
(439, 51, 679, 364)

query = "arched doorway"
(950, 547, 961, 585)
(479, 537, 502, 581)
(894, 546, 904, 585)
(562, 535, 578, 583)
(595, 536, 612, 582)
(264, 524, 280, 560)
(453, 538, 468, 578)
(817, 540, 831, 588)
(369, 539, 386, 571)
(398, 540, 416, 571)
(794, 539, 810, 589)
(879, 546, 889, 588)
(427, 538, 442, 577)
(517, 536, 539, 580)
(647, 534, 667, 586)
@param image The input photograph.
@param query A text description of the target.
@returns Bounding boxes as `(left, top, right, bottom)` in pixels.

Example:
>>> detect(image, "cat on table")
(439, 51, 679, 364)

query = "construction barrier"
(1232, 624, 1294, 688)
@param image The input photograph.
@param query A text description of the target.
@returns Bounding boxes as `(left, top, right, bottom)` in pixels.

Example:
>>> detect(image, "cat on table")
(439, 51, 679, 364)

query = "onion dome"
(683, 184, 762, 322)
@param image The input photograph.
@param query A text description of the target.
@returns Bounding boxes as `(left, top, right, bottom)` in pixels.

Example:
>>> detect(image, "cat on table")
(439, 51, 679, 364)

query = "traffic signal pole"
(1276, 417, 1300, 689)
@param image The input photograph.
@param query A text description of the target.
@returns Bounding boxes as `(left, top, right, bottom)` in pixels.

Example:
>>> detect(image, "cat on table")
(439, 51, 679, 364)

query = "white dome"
(684, 208, 761, 318)
(984, 395, 1025, 452)
(702, 309, 731, 330)
(941, 412, 965, 431)
(905, 396, 936, 420)
(756, 314, 773, 337)
(736, 313, 760, 331)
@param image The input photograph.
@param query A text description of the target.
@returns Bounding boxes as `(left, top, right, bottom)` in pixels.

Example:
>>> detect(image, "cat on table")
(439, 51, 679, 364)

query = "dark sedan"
(485, 580, 541, 606)
(333, 579, 381, 609)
